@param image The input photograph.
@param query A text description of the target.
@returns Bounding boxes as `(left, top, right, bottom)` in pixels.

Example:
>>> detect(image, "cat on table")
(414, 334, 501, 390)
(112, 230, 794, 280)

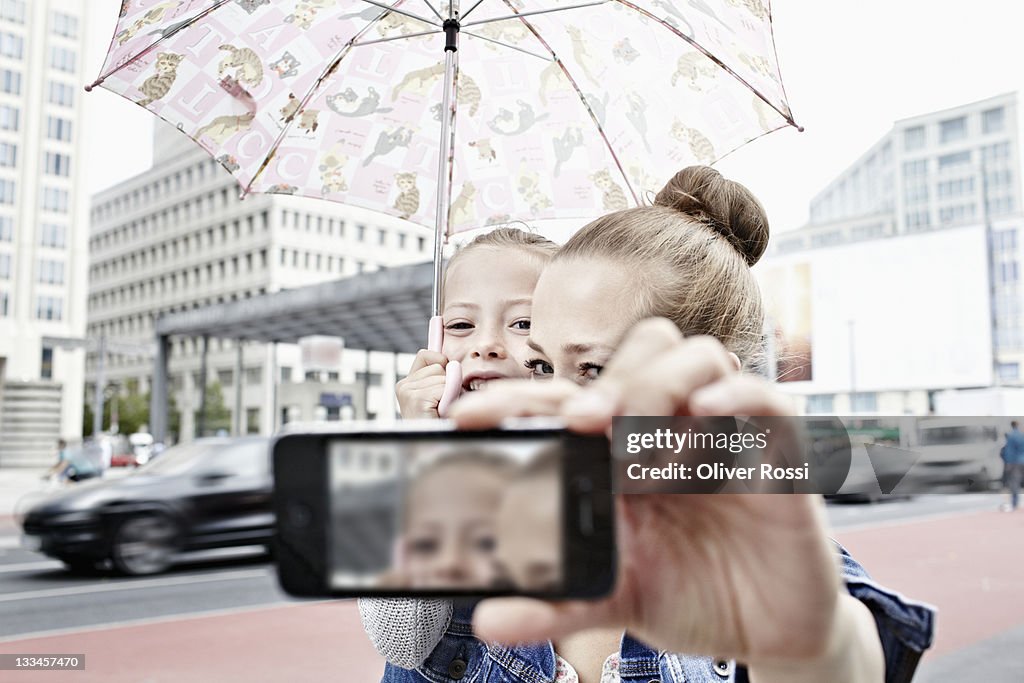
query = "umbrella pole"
(428, 13, 460, 338)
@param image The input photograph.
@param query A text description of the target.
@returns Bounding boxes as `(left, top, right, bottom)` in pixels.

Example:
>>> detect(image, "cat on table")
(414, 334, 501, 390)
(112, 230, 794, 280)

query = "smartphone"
(271, 419, 615, 599)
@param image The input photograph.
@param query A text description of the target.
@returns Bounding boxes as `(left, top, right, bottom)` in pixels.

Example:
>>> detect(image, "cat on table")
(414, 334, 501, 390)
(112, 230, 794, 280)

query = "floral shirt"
(555, 653, 620, 683)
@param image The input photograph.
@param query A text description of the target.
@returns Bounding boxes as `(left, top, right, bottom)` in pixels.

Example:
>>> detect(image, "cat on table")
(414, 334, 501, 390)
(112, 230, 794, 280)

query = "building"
(0, 0, 88, 466)
(763, 92, 1024, 414)
(87, 122, 427, 443)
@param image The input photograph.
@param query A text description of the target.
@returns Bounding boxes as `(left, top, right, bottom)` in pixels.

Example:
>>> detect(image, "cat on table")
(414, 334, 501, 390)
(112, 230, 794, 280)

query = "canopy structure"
(149, 261, 434, 442)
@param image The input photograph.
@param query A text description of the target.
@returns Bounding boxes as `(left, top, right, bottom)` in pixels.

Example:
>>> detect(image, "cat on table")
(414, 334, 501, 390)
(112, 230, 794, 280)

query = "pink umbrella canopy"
(93, 0, 797, 238)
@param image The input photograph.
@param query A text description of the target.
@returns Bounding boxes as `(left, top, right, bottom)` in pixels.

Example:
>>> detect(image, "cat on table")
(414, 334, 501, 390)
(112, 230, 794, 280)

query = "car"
(21, 437, 273, 575)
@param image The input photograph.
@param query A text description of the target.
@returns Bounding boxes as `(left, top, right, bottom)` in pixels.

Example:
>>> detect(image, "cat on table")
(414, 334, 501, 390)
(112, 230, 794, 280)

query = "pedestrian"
(43, 439, 70, 482)
(1001, 420, 1024, 511)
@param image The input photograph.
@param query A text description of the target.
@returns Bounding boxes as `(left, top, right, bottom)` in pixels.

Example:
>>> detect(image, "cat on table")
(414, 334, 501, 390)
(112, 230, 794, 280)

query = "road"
(0, 493, 1021, 681)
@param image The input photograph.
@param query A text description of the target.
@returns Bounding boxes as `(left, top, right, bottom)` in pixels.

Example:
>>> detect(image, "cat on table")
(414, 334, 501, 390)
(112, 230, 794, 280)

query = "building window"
(982, 107, 1005, 134)
(0, 178, 14, 204)
(246, 408, 260, 434)
(0, 68, 20, 94)
(0, 32, 21, 58)
(937, 150, 971, 169)
(0, 251, 9, 278)
(280, 366, 292, 383)
(998, 362, 1020, 381)
(245, 367, 262, 385)
(217, 369, 234, 386)
(49, 46, 76, 73)
(939, 116, 967, 143)
(355, 371, 383, 387)
(398, 233, 407, 249)
(44, 152, 71, 177)
(378, 228, 386, 245)
(0, 141, 14, 167)
(37, 258, 64, 284)
(1000, 261, 1019, 284)
(903, 125, 925, 151)
(41, 187, 69, 212)
(850, 392, 877, 413)
(47, 81, 74, 106)
(0, 0, 23, 23)
(357, 224, 366, 241)
(51, 11, 78, 38)
(0, 104, 17, 130)
(805, 394, 834, 414)
(40, 347, 53, 380)
(46, 116, 72, 142)
(0, 289, 7, 316)
(35, 295, 63, 321)
(0, 215, 10, 241)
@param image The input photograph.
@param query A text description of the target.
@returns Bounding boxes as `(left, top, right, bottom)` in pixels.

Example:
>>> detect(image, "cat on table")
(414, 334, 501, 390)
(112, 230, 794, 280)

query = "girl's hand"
(396, 350, 450, 419)
(451, 319, 881, 678)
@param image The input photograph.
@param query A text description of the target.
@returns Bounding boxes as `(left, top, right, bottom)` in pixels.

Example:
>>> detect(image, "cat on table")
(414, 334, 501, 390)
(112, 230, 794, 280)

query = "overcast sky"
(83, 1, 1024, 234)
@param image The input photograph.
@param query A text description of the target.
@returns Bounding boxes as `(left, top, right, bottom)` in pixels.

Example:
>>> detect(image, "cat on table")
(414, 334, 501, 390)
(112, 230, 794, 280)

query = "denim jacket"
(378, 541, 935, 683)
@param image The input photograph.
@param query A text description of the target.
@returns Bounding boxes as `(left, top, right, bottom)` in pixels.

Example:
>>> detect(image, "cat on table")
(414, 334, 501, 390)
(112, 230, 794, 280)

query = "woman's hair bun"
(653, 166, 770, 267)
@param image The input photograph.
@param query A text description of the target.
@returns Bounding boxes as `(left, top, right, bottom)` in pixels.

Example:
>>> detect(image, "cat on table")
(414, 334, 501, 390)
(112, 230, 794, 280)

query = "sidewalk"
(0, 467, 50, 527)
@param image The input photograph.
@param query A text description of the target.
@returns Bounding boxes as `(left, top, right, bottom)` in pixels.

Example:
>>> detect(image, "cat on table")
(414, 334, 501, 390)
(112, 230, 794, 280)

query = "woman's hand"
(396, 350, 450, 419)
(451, 319, 882, 679)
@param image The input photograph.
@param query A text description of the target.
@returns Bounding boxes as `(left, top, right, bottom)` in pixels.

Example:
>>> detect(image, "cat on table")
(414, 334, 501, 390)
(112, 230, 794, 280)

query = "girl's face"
(525, 258, 639, 384)
(442, 247, 543, 392)
(402, 463, 504, 588)
(494, 472, 561, 592)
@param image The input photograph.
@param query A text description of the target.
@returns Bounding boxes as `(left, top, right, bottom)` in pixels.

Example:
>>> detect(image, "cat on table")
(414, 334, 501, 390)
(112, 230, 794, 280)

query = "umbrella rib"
(495, 0, 639, 206)
(358, 0, 442, 27)
(460, 30, 552, 62)
(459, 0, 488, 21)
(462, 1, 610, 27)
(419, 0, 446, 22)
(613, 0, 799, 129)
(352, 29, 444, 47)
(86, 0, 235, 91)
(243, 1, 410, 196)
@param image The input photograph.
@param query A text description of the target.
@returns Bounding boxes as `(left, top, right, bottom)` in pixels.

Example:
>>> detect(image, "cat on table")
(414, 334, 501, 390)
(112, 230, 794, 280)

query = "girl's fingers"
(408, 349, 448, 375)
(449, 379, 580, 429)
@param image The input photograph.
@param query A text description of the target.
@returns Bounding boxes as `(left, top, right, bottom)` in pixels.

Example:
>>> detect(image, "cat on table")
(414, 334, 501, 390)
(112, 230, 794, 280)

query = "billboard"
(757, 224, 993, 392)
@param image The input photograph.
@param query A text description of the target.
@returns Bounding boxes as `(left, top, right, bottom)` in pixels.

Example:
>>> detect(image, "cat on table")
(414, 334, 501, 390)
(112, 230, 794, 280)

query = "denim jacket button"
(447, 658, 468, 680)
(713, 660, 733, 677)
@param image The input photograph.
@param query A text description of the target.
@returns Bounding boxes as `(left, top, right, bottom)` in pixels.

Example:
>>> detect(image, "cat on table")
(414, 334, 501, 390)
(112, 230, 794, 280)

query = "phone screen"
(328, 438, 563, 593)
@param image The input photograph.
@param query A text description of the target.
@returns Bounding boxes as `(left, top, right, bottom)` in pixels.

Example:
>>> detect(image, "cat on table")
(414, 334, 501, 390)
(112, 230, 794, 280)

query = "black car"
(21, 437, 273, 575)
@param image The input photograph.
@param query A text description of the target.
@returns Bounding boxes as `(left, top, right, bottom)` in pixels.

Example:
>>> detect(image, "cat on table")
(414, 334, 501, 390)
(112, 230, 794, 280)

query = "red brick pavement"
(834, 509, 1024, 658)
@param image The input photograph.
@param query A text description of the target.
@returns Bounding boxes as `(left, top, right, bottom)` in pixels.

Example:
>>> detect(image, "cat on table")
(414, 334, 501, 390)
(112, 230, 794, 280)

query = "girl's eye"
(408, 538, 439, 556)
(473, 535, 496, 553)
(580, 363, 603, 381)
(510, 319, 531, 331)
(445, 321, 474, 331)
(525, 358, 554, 378)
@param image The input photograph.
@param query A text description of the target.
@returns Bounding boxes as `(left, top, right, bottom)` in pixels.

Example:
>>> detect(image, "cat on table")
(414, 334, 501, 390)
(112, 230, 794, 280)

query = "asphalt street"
(0, 492, 1020, 681)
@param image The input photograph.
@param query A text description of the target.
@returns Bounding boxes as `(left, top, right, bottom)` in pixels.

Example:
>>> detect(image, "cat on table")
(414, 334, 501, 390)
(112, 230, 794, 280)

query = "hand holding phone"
(272, 419, 615, 599)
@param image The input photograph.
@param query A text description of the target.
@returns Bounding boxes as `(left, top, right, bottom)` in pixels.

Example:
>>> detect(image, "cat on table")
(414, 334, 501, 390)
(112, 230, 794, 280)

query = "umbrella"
(89, 0, 798, 341)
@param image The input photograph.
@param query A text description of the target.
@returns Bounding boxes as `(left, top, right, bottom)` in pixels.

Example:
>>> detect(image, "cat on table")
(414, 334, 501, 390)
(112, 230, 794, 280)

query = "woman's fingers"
(689, 375, 795, 417)
(473, 597, 619, 645)
(449, 379, 580, 429)
(563, 333, 738, 431)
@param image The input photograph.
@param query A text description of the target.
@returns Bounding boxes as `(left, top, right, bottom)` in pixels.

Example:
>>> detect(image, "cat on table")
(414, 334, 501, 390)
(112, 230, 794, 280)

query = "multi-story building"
(0, 0, 88, 466)
(764, 92, 1024, 414)
(87, 122, 426, 442)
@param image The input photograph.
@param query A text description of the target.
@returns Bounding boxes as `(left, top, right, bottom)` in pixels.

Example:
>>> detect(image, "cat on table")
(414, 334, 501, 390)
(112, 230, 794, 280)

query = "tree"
(83, 390, 181, 441)
(195, 382, 231, 437)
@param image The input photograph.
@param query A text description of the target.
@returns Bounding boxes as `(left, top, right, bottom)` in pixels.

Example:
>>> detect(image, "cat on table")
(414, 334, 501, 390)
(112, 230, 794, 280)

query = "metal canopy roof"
(154, 261, 434, 353)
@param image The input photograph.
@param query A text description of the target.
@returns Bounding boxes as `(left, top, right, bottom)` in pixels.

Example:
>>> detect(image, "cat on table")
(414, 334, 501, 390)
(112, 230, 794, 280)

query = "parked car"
(21, 437, 273, 575)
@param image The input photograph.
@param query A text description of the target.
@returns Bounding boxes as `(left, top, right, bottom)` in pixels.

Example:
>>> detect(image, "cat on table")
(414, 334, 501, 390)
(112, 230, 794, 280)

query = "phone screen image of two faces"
(328, 439, 564, 593)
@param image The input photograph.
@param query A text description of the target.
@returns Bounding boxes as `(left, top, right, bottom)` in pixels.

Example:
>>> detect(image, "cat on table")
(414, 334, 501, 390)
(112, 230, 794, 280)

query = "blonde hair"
(557, 166, 769, 368)
(442, 227, 559, 302)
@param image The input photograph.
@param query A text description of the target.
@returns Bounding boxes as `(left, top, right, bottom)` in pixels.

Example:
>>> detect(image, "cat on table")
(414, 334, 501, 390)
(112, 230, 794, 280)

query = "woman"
(379, 167, 935, 682)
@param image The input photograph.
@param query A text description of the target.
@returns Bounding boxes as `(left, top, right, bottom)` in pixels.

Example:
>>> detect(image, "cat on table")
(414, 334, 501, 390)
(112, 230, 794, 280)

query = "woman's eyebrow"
(502, 297, 533, 308)
(526, 338, 546, 354)
(562, 342, 614, 356)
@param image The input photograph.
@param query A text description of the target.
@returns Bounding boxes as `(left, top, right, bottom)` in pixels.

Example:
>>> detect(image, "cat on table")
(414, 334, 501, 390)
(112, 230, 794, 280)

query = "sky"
(82, 0, 1024, 234)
